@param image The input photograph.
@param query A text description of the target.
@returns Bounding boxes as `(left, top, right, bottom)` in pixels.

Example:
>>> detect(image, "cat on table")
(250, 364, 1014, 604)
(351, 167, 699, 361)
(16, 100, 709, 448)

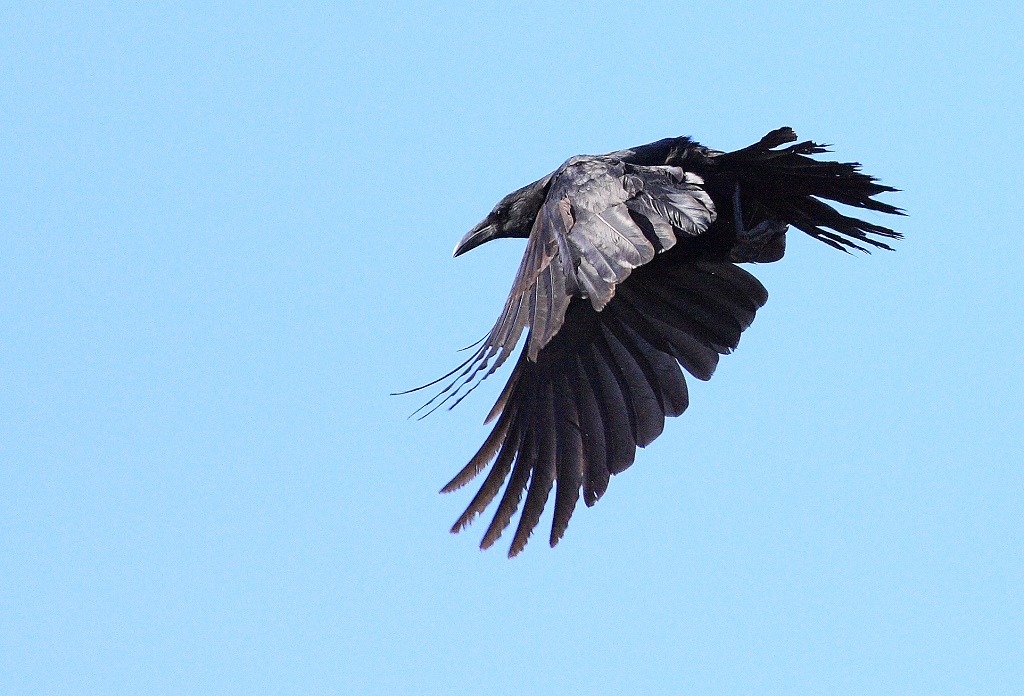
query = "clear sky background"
(2, 2, 1023, 694)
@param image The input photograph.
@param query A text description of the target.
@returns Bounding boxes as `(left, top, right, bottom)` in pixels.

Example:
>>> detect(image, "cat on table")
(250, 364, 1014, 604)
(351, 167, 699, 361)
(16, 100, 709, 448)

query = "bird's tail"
(717, 127, 904, 252)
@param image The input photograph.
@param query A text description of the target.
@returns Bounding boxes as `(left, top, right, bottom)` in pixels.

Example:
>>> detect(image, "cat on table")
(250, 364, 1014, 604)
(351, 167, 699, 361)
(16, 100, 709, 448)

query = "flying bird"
(405, 127, 902, 556)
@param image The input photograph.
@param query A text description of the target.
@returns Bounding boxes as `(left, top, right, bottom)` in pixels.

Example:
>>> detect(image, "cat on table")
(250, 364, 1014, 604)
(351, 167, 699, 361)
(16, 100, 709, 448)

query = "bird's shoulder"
(604, 136, 720, 168)
(546, 155, 630, 213)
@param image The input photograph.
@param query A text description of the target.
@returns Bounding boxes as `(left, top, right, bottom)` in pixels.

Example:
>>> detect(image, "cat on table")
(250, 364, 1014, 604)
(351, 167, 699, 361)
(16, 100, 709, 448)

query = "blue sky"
(2, 2, 1022, 694)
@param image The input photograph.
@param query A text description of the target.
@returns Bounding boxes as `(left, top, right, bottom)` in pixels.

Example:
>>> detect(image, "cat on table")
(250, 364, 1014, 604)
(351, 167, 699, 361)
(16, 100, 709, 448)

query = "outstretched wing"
(413, 158, 716, 418)
(444, 259, 768, 556)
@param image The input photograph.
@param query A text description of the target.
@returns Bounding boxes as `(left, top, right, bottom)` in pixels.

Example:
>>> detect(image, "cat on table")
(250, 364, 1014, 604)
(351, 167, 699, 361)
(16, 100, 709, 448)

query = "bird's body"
(409, 127, 902, 556)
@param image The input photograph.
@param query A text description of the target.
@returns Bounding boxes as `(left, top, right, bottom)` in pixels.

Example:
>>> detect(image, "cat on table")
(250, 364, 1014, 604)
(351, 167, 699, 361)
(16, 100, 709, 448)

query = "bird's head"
(453, 175, 552, 257)
(453, 202, 510, 257)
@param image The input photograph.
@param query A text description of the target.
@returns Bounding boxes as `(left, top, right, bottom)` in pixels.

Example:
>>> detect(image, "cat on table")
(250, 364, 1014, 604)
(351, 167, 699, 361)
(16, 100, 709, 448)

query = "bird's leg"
(731, 183, 788, 262)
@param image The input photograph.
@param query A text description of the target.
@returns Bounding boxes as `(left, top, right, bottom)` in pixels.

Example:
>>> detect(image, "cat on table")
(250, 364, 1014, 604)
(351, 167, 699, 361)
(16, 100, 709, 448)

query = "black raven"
(409, 127, 902, 556)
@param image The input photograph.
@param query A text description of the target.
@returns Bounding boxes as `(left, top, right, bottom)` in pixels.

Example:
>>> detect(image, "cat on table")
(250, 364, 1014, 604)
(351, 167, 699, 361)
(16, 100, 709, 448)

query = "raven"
(409, 127, 902, 556)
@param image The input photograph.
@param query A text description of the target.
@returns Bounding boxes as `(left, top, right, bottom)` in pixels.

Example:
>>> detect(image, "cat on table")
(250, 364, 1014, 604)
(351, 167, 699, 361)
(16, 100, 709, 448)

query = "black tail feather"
(720, 127, 904, 252)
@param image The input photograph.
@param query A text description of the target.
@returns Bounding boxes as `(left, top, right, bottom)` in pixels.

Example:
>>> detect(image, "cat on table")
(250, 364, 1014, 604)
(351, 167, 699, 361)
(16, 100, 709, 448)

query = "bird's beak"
(453, 219, 498, 257)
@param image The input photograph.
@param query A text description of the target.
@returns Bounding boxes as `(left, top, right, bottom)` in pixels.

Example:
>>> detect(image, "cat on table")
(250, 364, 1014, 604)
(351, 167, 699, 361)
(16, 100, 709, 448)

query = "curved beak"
(453, 219, 498, 257)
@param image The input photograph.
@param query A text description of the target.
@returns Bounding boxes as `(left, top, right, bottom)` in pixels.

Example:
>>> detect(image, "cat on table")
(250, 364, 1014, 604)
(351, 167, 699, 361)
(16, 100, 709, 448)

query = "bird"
(404, 127, 902, 557)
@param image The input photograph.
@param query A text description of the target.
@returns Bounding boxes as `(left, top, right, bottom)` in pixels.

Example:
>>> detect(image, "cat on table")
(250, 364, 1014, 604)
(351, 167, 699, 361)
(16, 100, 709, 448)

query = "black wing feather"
(550, 371, 585, 545)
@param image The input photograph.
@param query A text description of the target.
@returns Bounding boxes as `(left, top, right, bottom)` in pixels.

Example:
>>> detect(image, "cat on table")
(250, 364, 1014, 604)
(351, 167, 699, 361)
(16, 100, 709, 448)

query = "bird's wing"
(412, 158, 716, 418)
(429, 159, 761, 557)
(444, 259, 768, 556)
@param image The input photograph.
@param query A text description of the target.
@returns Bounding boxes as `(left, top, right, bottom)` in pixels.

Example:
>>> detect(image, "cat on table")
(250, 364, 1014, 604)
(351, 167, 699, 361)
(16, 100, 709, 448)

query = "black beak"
(453, 219, 498, 257)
